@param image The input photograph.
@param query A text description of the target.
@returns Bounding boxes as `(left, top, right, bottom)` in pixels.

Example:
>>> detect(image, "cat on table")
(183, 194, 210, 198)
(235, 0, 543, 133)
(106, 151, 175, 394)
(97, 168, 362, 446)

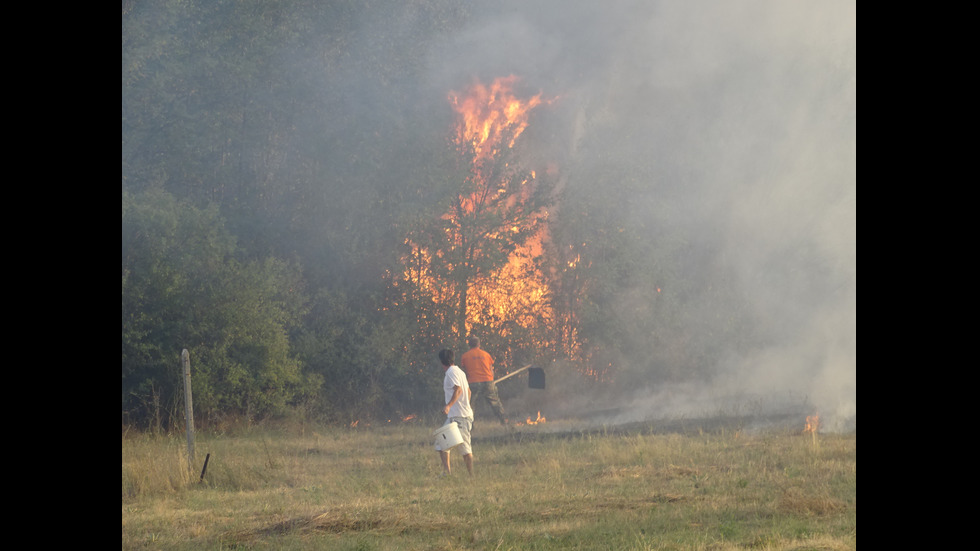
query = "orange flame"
(397, 75, 586, 364)
(449, 75, 545, 164)
(525, 411, 547, 425)
(456, 77, 554, 334)
(403, 76, 558, 336)
(402, 414, 417, 422)
(804, 414, 819, 434)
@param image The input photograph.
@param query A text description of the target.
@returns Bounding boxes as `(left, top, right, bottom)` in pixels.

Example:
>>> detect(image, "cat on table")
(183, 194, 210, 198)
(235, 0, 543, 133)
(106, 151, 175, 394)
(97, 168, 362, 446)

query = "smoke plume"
(428, 1, 855, 432)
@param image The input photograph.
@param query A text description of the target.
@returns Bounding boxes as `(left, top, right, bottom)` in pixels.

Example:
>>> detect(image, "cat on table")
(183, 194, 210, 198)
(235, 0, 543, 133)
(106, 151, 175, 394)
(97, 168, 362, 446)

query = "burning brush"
(525, 411, 546, 425)
(804, 413, 819, 446)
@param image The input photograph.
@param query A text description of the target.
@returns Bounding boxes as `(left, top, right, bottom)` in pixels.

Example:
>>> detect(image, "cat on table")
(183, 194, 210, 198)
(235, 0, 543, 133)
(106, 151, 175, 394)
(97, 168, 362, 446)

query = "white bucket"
(432, 422, 463, 451)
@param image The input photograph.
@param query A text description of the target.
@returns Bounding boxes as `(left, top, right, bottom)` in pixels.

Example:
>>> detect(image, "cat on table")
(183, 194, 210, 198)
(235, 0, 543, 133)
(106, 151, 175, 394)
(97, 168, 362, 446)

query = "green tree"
(122, 189, 318, 429)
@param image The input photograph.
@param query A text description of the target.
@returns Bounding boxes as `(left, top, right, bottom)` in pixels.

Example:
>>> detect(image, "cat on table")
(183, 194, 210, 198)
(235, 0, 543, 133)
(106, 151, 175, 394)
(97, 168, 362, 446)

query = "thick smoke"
(425, 1, 855, 432)
(128, 1, 854, 431)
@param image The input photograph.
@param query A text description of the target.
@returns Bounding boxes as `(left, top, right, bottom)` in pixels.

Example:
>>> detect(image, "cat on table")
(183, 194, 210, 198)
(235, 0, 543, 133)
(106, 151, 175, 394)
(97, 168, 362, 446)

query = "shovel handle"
(493, 364, 533, 384)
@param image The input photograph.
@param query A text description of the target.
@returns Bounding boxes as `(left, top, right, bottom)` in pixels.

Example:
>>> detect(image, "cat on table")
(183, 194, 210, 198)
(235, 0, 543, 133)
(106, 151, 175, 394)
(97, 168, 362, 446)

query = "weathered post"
(182, 349, 195, 469)
(199, 453, 211, 483)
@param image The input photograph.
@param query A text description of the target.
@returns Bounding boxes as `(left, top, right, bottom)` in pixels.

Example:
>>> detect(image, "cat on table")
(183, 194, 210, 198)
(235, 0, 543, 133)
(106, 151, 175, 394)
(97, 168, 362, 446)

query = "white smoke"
(450, 1, 856, 433)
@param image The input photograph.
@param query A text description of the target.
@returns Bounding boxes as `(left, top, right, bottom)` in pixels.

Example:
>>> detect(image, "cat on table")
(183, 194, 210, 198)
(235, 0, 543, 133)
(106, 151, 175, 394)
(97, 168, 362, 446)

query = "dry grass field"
(122, 418, 855, 550)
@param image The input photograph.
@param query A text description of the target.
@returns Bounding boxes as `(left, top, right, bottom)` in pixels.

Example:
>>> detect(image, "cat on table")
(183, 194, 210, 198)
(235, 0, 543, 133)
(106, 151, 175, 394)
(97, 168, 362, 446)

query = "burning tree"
(400, 76, 558, 362)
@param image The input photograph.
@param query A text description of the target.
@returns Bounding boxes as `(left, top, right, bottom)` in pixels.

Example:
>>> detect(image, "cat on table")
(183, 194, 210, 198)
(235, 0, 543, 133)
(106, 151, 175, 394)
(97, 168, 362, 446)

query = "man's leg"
(484, 381, 508, 424)
(454, 417, 474, 475)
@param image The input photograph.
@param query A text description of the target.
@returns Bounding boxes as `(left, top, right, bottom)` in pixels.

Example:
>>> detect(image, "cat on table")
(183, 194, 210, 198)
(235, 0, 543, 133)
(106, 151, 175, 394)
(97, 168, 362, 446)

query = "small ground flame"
(804, 414, 819, 434)
(804, 413, 819, 447)
(525, 411, 547, 425)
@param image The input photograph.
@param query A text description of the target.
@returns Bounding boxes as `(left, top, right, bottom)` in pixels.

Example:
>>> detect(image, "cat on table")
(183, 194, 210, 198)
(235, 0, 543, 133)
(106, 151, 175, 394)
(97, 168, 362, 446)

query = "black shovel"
(493, 364, 545, 389)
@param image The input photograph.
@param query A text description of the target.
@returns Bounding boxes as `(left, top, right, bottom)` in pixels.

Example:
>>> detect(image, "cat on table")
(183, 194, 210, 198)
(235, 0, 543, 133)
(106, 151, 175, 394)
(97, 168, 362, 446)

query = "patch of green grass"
(122, 422, 855, 550)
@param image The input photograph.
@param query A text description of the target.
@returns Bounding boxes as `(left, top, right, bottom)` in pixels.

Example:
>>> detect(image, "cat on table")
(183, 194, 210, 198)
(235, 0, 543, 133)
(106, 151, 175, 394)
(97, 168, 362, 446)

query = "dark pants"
(469, 380, 507, 425)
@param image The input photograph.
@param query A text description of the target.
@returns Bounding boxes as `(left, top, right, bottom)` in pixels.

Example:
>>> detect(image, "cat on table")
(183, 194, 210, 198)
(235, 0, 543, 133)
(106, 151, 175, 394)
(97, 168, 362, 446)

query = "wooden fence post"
(182, 349, 195, 469)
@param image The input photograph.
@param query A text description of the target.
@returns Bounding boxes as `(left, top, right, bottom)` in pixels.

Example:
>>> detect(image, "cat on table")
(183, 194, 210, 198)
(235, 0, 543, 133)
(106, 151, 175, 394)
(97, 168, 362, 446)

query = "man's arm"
(444, 385, 462, 415)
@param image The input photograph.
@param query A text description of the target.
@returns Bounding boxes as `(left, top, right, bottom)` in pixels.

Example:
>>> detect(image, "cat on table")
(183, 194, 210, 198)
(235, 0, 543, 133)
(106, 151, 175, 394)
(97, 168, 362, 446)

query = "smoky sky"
(419, 1, 855, 431)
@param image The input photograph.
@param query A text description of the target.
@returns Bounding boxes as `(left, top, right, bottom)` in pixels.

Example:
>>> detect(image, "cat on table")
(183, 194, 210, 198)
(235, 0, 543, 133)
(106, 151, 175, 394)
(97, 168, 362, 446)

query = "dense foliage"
(122, 189, 319, 426)
(123, 0, 852, 430)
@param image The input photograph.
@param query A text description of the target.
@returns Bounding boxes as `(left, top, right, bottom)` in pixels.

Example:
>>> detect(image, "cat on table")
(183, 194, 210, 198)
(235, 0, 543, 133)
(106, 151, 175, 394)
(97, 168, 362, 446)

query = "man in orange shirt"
(459, 336, 508, 425)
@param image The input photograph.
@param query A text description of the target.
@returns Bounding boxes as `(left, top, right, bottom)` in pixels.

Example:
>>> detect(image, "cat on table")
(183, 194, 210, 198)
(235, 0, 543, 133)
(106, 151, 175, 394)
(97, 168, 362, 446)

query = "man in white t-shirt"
(437, 348, 473, 476)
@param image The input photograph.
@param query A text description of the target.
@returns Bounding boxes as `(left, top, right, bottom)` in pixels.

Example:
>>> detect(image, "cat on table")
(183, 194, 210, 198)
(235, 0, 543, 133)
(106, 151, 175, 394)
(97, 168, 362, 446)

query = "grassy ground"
(122, 418, 855, 550)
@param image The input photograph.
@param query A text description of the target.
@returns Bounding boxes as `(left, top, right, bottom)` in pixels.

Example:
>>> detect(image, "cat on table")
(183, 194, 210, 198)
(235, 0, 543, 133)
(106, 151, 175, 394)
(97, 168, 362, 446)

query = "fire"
(401, 75, 561, 342)
(804, 413, 820, 447)
(402, 414, 417, 422)
(525, 411, 546, 425)
(453, 76, 554, 334)
(449, 75, 546, 164)
(446, 76, 552, 217)
(804, 414, 819, 434)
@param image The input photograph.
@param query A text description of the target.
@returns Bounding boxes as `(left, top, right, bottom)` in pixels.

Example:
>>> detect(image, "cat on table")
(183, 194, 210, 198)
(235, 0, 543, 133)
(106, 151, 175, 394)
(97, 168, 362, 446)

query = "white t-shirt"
(443, 364, 473, 419)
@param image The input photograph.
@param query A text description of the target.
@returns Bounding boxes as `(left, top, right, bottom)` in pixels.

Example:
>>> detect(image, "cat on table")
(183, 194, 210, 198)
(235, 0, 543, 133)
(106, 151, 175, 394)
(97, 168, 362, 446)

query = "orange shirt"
(460, 347, 494, 383)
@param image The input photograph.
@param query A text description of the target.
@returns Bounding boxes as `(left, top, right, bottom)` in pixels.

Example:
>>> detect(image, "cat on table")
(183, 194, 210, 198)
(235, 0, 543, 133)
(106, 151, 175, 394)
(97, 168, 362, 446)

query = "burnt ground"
(473, 412, 814, 446)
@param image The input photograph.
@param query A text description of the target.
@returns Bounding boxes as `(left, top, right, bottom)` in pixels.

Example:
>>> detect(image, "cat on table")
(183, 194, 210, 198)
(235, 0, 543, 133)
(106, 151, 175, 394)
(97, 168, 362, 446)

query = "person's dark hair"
(467, 336, 480, 348)
(439, 348, 454, 366)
